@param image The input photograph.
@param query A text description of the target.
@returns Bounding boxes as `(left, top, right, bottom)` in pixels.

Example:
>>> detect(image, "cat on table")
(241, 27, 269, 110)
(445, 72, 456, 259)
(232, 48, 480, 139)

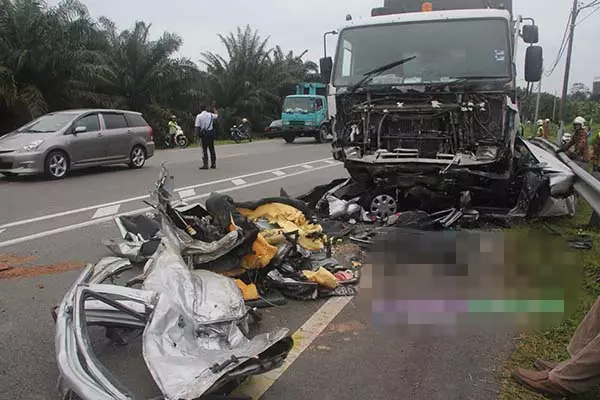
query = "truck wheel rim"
(132, 148, 145, 166)
(370, 194, 397, 219)
(49, 154, 67, 177)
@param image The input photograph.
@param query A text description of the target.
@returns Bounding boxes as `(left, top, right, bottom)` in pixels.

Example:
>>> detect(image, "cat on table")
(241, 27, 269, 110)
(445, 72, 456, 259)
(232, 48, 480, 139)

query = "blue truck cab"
(267, 82, 331, 144)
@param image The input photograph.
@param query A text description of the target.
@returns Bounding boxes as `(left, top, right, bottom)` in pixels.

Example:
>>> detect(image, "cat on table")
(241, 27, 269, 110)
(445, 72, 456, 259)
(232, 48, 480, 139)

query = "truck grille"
(290, 121, 305, 126)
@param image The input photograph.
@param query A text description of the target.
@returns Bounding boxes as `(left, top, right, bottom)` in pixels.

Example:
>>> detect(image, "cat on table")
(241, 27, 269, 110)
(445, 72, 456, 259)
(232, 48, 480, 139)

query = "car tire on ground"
(44, 150, 69, 180)
(129, 145, 146, 169)
(361, 190, 398, 220)
(284, 136, 296, 144)
(316, 125, 328, 143)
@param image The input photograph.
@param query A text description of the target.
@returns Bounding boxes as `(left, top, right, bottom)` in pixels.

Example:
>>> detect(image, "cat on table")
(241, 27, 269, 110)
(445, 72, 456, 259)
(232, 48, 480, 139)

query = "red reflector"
(148, 126, 153, 140)
(422, 2, 433, 11)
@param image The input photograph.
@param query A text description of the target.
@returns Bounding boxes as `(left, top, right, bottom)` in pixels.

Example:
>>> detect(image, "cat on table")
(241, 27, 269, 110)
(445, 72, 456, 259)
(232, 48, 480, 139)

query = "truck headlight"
(305, 121, 315, 126)
(283, 121, 290, 126)
(18, 140, 45, 152)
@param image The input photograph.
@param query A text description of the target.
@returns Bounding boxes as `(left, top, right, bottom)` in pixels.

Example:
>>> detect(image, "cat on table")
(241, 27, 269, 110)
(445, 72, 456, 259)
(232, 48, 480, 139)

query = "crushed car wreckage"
(54, 213, 293, 400)
(54, 166, 364, 400)
(319, 135, 576, 225)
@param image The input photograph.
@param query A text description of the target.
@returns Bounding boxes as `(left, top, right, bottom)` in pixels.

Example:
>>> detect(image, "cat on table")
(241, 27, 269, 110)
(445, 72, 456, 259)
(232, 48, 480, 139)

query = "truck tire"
(316, 125, 328, 143)
(284, 136, 296, 144)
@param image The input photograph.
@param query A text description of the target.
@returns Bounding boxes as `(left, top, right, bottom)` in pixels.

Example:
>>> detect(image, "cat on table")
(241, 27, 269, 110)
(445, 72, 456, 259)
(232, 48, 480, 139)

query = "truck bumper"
(264, 126, 319, 139)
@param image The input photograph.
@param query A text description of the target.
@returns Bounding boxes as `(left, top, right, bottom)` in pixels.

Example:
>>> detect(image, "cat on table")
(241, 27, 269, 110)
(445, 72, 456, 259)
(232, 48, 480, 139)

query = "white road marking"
(178, 189, 196, 199)
(0, 228, 5, 235)
(0, 157, 333, 230)
(231, 178, 247, 186)
(272, 170, 286, 177)
(92, 205, 120, 219)
(219, 153, 247, 159)
(0, 163, 338, 248)
(232, 296, 353, 398)
(302, 164, 315, 169)
(324, 159, 337, 164)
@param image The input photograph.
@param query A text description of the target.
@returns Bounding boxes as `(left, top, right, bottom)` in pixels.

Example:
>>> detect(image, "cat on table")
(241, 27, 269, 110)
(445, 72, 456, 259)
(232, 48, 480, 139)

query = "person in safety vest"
(536, 120, 544, 138)
(563, 116, 589, 163)
(168, 115, 178, 138)
(592, 130, 600, 172)
(542, 119, 551, 139)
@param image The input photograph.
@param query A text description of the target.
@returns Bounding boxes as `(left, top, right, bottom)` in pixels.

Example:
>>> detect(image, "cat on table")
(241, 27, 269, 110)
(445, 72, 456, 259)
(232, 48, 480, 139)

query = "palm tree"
(97, 19, 202, 140)
(0, 0, 109, 125)
(201, 25, 320, 134)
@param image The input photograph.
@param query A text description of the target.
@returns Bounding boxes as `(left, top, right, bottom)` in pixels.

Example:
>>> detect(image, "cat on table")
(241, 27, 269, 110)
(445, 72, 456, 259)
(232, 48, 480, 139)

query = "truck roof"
(338, 8, 510, 32)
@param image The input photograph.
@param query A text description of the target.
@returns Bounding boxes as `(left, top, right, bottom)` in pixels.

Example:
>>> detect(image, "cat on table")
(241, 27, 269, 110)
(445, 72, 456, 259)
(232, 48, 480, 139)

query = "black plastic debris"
(568, 235, 593, 250)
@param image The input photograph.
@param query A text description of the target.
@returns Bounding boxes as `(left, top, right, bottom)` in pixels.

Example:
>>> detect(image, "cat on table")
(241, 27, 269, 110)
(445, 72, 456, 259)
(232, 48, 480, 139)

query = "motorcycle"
(229, 124, 253, 143)
(164, 124, 190, 148)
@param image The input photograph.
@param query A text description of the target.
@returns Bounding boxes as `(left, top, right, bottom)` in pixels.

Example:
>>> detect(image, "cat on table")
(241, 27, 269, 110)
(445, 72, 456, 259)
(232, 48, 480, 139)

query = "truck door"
(315, 98, 325, 124)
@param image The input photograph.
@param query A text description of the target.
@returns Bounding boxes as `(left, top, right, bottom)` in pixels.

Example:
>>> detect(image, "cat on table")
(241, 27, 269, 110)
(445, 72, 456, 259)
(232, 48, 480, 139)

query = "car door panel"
(101, 113, 131, 160)
(125, 114, 151, 148)
(66, 114, 106, 165)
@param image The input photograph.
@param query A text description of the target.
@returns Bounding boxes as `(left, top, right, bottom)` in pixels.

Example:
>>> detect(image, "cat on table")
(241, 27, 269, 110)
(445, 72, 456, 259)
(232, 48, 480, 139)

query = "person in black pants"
(194, 103, 219, 169)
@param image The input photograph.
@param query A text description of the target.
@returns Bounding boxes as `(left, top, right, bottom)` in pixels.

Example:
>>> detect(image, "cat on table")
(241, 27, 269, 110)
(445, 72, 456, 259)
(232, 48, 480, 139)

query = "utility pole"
(552, 91, 558, 121)
(559, 0, 579, 128)
(534, 80, 542, 122)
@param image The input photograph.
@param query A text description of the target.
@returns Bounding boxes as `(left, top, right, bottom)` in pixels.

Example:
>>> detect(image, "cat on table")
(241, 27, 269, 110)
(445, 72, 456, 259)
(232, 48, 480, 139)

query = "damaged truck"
(318, 0, 567, 218)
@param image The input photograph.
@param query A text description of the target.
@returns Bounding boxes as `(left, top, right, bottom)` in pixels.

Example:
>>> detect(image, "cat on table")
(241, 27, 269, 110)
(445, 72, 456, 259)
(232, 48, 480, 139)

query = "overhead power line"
(576, 4, 600, 25)
(544, 9, 573, 77)
(579, 0, 600, 11)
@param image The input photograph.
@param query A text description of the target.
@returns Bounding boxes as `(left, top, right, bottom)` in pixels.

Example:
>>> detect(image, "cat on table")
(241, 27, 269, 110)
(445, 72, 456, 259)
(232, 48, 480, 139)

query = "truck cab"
(318, 0, 544, 212)
(265, 82, 332, 144)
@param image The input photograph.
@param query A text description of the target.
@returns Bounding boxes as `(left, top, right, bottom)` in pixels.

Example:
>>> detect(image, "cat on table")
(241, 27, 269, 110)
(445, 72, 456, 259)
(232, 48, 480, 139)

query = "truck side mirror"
(320, 57, 333, 84)
(525, 46, 543, 83)
(522, 25, 539, 44)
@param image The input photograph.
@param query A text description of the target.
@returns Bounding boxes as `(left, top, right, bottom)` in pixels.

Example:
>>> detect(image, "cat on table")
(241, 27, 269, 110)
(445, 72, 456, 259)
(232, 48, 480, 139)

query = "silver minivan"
(0, 109, 155, 179)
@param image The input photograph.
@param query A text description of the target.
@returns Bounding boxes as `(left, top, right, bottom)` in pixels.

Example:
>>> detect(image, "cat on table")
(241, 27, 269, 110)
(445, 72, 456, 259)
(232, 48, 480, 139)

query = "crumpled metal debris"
(54, 214, 293, 400)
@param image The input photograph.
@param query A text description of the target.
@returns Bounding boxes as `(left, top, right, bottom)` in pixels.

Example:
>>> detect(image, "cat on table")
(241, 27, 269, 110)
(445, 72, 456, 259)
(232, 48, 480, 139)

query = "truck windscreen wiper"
(348, 55, 417, 94)
(449, 75, 509, 80)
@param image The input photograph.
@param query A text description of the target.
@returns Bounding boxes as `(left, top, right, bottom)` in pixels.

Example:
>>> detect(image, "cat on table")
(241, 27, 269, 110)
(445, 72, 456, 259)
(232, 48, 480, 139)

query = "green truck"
(265, 82, 331, 144)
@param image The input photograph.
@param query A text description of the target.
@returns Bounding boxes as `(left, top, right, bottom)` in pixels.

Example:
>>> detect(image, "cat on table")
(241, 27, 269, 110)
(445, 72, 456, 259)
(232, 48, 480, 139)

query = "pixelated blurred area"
(353, 228, 582, 336)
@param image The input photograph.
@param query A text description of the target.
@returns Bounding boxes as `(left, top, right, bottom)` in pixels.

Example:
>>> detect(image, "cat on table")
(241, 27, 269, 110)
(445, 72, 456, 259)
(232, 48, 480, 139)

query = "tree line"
(519, 83, 600, 127)
(0, 0, 318, 141)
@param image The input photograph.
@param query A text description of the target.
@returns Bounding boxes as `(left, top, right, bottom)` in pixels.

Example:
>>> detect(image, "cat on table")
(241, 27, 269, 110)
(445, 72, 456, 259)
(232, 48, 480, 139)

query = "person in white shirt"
(194, 103, 219, 169)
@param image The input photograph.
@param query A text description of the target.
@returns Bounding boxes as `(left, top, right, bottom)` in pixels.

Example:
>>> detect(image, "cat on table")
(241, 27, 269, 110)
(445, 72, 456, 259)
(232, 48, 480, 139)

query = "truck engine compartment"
(329, 88, 570, 216)
(335, 91, 508, 163)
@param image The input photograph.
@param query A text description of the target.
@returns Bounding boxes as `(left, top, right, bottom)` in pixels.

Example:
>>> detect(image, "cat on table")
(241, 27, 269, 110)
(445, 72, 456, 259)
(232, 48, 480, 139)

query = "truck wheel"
(284, 136, 296, 144)
(316, 125, 328, 143)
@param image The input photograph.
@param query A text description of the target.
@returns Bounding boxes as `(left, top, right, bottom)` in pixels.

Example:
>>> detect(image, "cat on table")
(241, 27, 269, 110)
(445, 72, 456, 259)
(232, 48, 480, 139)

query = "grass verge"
(498, 200, 600, 399)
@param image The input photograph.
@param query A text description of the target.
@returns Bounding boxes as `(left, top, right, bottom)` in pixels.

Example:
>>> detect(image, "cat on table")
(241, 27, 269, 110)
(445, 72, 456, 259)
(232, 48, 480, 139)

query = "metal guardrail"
(530, 137, 600, 219)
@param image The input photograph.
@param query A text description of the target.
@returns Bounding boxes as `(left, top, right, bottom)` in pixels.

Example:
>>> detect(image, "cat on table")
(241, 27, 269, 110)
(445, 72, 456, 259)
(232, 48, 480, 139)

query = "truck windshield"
(333, 18, 511, 87)
(283, 97, 314, 114)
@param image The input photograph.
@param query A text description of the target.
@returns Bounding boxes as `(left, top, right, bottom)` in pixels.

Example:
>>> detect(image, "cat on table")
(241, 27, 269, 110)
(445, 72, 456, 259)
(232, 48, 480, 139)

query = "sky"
(49, 0, 600, 93)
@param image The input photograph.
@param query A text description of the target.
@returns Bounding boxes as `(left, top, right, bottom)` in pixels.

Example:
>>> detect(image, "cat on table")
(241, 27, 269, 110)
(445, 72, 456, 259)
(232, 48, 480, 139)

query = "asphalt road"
(0, 138, 515, 400)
